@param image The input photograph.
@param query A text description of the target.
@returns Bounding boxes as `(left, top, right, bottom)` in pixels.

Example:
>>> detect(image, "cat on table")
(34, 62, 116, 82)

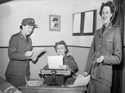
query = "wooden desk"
(20, 86, 87, 93)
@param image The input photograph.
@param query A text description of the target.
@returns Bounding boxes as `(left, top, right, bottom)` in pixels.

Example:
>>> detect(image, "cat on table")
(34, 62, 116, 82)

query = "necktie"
(102, 25, 106, 34)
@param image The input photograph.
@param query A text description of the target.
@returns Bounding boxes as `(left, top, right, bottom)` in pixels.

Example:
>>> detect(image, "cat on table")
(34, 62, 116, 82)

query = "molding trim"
(1, 45, 125, 48)
(0, 45, 90, 49)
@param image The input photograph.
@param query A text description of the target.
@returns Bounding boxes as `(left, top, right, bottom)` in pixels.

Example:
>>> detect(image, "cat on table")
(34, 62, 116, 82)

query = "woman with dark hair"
(43, 40, 78, 85)
(44, 40, 78, 74)
(83, 1, 122, 93)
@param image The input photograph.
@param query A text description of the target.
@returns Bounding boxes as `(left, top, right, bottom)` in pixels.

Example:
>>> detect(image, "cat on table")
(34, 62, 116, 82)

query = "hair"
(54, 40, 69, 54)
(19, 24, 35, 30)
(19, 24, 26, 30)
(99, 1, 115, 20)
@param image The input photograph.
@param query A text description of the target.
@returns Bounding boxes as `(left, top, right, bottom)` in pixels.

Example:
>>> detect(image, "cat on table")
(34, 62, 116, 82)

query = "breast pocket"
(103, 38, 113, 51)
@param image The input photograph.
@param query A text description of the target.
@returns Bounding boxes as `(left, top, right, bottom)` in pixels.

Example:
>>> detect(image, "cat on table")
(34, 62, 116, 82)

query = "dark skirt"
(6, 77, 26, 88)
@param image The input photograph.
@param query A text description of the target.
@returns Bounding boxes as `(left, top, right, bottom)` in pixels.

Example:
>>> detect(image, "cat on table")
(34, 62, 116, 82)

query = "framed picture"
(49, 15, 60, 31)
(72, 10, 97, 36)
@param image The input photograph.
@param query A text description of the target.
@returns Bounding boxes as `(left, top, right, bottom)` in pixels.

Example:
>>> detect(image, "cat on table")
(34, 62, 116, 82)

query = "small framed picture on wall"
(49, 15, 60, 31)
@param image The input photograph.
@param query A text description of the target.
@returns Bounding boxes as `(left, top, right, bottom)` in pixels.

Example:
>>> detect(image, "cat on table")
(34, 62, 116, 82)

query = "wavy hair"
(99, 1, 115, 21)
(54, 40, 69, 54)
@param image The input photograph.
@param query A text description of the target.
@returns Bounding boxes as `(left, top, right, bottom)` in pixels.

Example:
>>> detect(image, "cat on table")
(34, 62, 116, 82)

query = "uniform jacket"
(44, 55, 78, 74)
(5, 31, 32, 79)
(85, 23, 122, 87)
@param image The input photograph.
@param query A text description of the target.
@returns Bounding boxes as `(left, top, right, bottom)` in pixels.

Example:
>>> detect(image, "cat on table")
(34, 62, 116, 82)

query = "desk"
(20, 86, 87, 93)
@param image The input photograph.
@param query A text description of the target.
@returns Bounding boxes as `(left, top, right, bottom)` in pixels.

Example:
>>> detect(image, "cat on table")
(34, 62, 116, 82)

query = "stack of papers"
(26, 79, 43, 87)
(67, 75, 90, 87)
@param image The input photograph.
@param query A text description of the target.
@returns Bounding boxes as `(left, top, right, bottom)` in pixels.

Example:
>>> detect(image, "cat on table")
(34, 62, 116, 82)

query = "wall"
(0, 48, 8, 78)
(0, 0, 110, 47)
(122, 49, 125, 93)
(122, 1, 125, 93)
(0, 0, 111, 79)
(0, 47, 89, 79)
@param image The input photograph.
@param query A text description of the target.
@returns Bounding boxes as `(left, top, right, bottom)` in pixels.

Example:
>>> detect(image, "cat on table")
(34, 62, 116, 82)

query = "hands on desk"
(59, 65, 72, 71)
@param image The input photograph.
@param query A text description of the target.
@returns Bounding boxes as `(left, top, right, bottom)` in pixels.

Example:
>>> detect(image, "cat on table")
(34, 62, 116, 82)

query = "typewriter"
(39, 69, 71, 86)
(39, 56, 71, 86)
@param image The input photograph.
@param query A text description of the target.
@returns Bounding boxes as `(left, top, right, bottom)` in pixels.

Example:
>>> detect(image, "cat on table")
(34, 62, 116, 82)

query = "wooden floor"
(19, 85, 87, 93)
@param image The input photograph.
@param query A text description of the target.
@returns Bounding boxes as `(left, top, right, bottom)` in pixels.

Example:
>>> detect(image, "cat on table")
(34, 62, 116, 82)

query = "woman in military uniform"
(84, 1, 122, 93)
(5, 18, 38, 87)
(43, 40, 78, 85)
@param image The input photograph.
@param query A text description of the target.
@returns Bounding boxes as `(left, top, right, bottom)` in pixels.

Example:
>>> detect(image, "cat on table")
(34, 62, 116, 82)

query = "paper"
(48, 56, 63, 69)
(26, 79, 43, 87)
(32, 47, 44, 58)
(67, 75, 90, 87)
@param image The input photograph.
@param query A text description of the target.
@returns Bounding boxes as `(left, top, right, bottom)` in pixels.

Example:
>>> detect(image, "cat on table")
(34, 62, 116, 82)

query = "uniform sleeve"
(66, 55, 78, 73)
(84, 32, 96, 73)
(104, 27, 122, 65)
(8, 35, 27, 60)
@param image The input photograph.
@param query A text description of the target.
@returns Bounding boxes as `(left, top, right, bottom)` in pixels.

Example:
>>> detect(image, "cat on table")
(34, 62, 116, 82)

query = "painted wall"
(0, 0, 110, 47)
(122, 2, 125, 93)
(122, 49, 125, 93)
(0, 0, 111, 79)
(0, 47, 89, 79)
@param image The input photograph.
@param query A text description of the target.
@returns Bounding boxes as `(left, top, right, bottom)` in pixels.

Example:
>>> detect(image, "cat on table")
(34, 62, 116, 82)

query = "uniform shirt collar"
(105, 22, 112, 30)
(99, 22, 112, 37)
(19, 31, 29, 42)
(19, 31, 24, 39)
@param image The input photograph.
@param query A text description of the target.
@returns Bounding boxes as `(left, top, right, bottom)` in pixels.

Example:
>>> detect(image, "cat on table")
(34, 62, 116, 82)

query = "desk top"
(19, 86, 87, 91)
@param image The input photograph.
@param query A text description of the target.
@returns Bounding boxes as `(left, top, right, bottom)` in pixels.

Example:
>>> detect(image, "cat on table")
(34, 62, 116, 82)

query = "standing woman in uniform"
(84, 1, 122, 93)
(5, 18, 38, 87)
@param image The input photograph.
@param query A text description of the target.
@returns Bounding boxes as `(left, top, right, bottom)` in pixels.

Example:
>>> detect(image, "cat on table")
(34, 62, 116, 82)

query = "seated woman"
(43, 40, 78, 85)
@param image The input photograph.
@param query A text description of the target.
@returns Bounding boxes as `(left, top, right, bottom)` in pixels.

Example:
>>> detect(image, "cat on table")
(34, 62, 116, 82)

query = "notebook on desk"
(47, 56, 63, 69)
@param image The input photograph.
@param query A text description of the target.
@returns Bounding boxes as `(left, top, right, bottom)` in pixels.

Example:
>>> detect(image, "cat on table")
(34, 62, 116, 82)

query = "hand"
(97, 55, 104, 63)
(25, 51, 34, 58)
(76, 72, 88, 77)
(82, 72, 88, 77)
(59, 65, 67, 69)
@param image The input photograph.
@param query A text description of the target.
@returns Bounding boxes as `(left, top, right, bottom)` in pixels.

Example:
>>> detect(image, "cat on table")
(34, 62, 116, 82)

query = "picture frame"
(49, 15, 60, 31)
(72, 10, 97, 36)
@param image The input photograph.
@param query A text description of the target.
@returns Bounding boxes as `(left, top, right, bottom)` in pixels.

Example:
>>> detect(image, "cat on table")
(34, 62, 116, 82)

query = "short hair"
(99, 1, 115, 20)
(19, 24, 27, 30)
(54, 40, 69, 54)
(19, 25, 23, 30)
